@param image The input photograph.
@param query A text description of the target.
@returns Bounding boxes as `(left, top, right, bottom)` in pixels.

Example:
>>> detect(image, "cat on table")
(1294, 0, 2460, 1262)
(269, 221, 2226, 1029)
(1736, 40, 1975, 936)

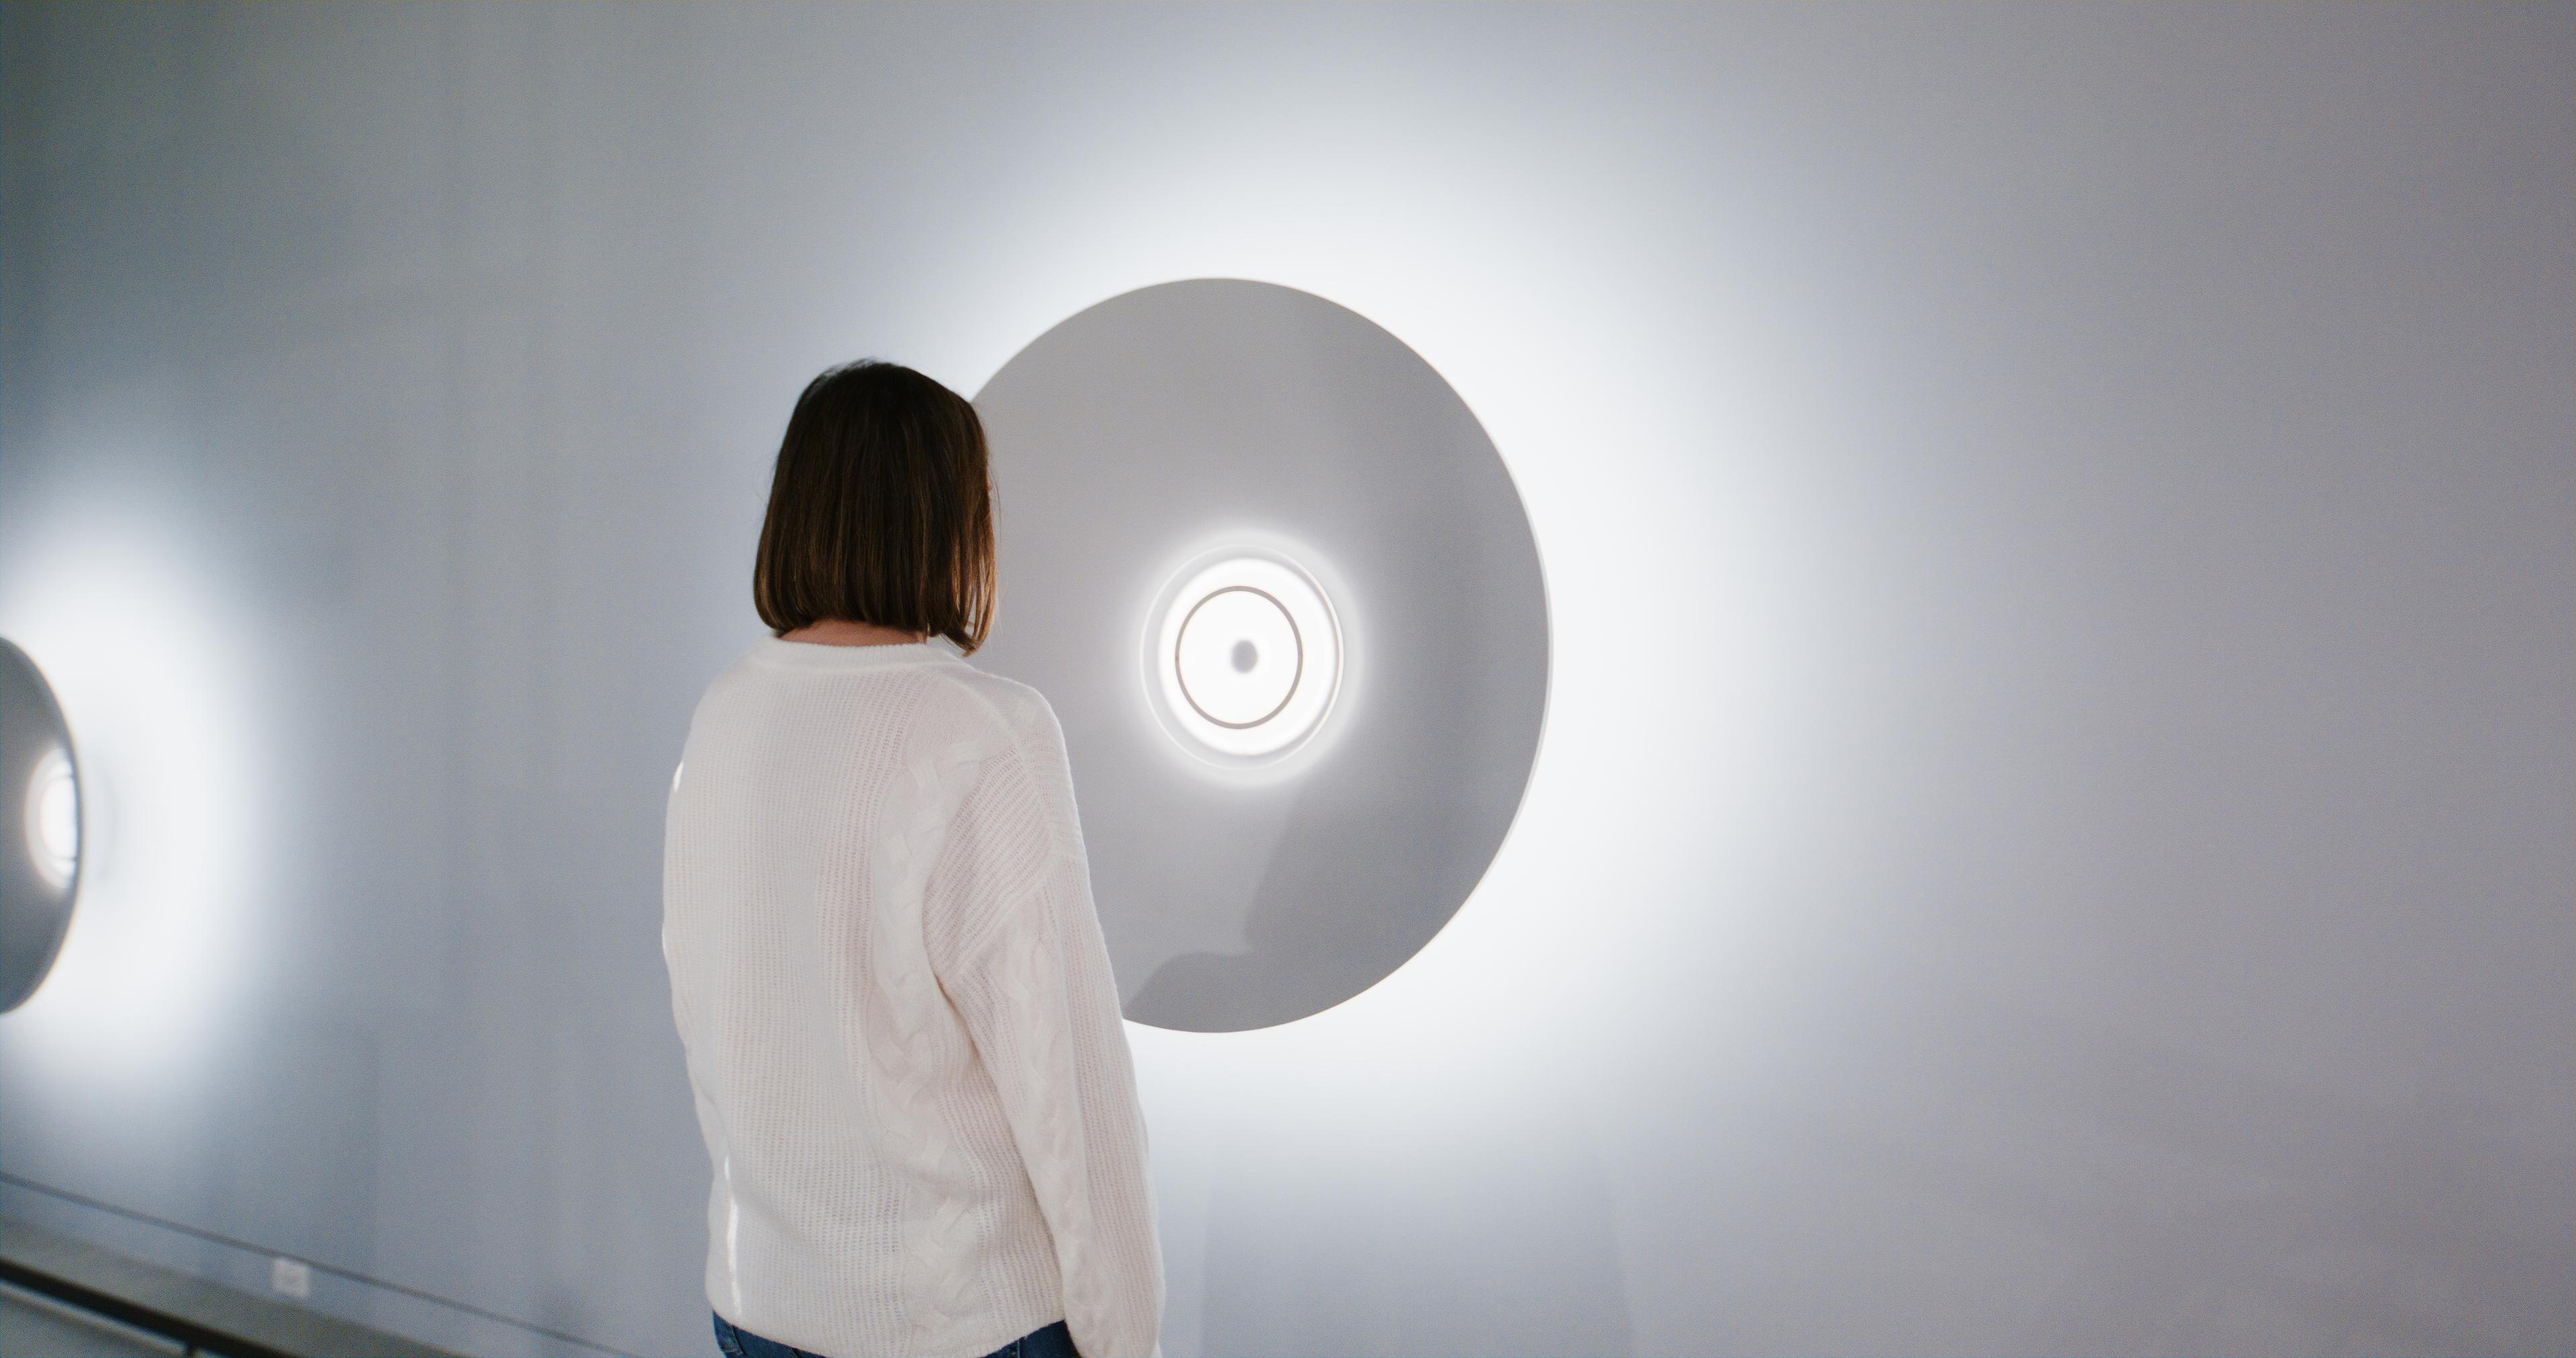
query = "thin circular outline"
(1174, 585, 1304, 729)
(1140, 543, 1348, 771)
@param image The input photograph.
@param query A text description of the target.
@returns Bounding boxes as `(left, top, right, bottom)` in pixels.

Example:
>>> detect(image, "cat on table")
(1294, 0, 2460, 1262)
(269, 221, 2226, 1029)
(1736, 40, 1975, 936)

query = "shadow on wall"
(1189, 1120, 1635, 1357)
(1126, 684, 1528, 1031)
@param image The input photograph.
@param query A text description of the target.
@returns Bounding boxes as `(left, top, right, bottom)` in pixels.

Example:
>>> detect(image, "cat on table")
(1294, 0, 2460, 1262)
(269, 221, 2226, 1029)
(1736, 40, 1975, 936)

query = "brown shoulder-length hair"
(753, 361, 996, 653)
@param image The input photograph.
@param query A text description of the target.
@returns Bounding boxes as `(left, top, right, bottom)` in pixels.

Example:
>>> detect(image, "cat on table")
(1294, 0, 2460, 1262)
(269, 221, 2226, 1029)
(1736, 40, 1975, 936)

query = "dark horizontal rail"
(1, 1173, 620, 1357)
(0, 1255, 298, 1358)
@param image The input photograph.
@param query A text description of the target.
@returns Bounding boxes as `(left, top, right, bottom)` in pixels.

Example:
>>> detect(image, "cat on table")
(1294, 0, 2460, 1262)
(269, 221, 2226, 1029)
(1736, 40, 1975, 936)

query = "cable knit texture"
(662, 636, 1163, 1358)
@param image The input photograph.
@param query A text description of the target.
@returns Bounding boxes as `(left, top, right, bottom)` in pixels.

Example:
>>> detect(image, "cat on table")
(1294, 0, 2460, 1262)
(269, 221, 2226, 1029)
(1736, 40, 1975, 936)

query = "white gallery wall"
(1, 5, 2569, 1355)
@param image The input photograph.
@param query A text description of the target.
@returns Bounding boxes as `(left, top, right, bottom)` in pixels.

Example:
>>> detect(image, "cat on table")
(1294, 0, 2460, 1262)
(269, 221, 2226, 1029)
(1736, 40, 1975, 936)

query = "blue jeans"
(714, 1312, 1079, 1358)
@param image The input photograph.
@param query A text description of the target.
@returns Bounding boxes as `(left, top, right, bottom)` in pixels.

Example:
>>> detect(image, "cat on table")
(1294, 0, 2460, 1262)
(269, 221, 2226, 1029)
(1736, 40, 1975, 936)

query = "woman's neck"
(778, 619, 928, 648)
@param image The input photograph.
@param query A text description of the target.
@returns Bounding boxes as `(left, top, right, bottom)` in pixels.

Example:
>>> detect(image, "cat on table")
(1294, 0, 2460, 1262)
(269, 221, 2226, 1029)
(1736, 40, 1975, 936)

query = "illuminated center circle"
(26, 748, 77, 889)
(1177, 587, 1300, 728)
(1152, 554, 1340, 761)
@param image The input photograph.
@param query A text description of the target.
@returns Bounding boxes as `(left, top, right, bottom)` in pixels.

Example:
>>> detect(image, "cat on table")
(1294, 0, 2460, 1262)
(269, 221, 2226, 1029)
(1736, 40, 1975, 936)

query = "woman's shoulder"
(914, 659, 1067, 760)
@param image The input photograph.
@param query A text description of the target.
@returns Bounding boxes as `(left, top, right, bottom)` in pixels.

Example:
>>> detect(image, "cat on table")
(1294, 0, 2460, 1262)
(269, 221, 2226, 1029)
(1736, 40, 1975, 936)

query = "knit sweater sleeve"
(925, 692, 1164, 1358)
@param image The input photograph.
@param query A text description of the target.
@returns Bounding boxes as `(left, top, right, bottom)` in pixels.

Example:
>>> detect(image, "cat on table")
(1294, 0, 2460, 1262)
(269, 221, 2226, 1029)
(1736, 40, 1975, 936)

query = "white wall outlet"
(270, 1257, 311, 1300)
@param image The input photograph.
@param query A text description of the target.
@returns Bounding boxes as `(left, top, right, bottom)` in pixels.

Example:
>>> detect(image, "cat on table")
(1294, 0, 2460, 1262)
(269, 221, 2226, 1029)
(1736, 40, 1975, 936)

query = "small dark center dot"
(1231, 640, 1258, 673)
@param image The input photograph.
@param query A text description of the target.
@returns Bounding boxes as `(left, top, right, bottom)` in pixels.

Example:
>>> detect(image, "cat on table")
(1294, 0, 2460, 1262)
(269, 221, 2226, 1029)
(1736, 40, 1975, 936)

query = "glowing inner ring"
(1174, 585, 1304, 729)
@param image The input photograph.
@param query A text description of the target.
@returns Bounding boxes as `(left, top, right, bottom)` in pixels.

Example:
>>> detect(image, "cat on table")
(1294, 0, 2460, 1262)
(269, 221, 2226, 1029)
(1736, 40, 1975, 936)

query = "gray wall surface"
(1, 4, 2569, 1356)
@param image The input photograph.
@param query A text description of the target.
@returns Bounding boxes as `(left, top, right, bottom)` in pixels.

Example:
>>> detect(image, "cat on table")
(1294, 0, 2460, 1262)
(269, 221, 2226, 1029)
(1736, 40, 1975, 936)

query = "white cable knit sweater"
(661, 636, 1163, 1358)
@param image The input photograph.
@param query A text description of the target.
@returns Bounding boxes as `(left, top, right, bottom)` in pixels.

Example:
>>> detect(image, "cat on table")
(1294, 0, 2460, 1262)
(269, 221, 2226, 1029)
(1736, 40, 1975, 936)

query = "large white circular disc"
(973, 280, 1549, 1033)
(1, 638, 83, 1013)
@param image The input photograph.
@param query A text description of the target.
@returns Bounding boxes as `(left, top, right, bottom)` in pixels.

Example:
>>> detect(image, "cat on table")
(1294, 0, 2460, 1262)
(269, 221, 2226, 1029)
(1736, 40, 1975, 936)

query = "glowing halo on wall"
(0, 517, 264, 1081)
(972, 279, 1549, 1033)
